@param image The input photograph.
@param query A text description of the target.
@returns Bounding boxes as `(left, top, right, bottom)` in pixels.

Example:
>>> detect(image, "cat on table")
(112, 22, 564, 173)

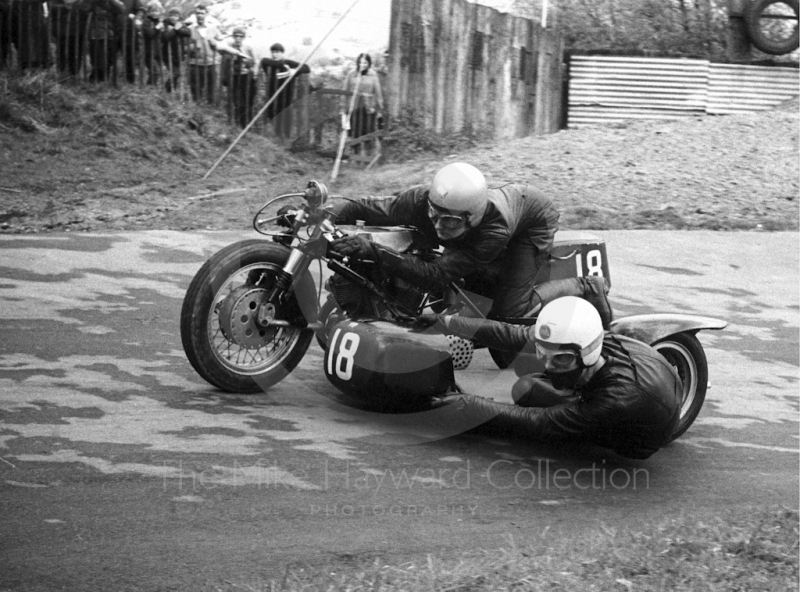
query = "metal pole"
(202, 0, 362, 180)
(331, 70, 362, 181)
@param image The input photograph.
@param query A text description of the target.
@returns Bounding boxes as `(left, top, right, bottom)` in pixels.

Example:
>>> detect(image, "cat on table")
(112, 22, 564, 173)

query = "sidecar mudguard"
(324, 320, 456, 405)
(608, 313, 728, 344)
(511, 313, 727, 377)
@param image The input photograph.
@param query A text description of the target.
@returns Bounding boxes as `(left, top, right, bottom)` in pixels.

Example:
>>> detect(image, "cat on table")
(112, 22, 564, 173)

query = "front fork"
(258, 211, 339, 328)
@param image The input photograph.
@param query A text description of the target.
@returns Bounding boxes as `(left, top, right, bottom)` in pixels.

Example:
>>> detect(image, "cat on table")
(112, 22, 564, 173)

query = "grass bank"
(241, 507, 799, 591)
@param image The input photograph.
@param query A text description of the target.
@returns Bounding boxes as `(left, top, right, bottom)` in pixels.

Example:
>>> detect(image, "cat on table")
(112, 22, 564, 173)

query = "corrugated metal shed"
(708, 64, 800, 114)
(568, 55, 799, 127)
(568, 56, 710, 127)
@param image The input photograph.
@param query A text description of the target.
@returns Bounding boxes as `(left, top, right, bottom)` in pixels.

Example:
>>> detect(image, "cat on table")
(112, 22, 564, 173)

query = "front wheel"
(653, 332, 708, 441)
(180, 240, 316, 393)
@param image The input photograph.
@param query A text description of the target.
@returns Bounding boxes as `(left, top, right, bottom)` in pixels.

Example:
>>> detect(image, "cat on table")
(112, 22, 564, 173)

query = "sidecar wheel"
(180, 240, 315, 393)
(653, 332, 708, 441)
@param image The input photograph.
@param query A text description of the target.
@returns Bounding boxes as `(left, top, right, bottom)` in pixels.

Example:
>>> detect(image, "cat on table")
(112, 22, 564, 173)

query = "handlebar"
(252, 180, 340, 235)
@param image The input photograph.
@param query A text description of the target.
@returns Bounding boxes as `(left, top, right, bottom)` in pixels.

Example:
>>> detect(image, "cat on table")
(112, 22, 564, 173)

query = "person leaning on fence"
(259, 43, 310, 139)
(220, 26, 256, 128)
(119, 0, 145, 84)
(0, 1, 8, 69)
(186, 2, 222, 104)
(160, 7, 189, 93)
(50, 0, 90, 78)
(340, 53, 384, 156)
(87, 0, 125, 82)
(1, 0, 50, 71)
(140, 0, 164, 86)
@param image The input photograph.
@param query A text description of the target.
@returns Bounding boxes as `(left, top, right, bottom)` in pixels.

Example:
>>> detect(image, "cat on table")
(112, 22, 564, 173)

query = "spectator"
(186, 2, 221, 104)
(0, 1, 8, 70)
(119, 0, 145, 84)
(220, 26, 257, 128)
(2, 0, 49, 71)
(87, 0, 125, 82)
(140, 0, 163, 85)
(341, 52, 384, 155)
(260, 42, 310, 139)
(51, 0, 90, 78)
(160, 7, 189, 93)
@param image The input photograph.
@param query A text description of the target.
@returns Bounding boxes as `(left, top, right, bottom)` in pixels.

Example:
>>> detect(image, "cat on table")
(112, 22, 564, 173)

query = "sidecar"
(322, 231, 727, 439)
(323, 319, 457, 408)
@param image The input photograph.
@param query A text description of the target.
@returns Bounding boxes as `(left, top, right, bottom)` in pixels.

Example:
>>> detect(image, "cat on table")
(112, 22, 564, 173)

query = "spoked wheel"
(653, 332, 708, 441)
(180, 240, 316, 393)
(745, 0, 799, 55)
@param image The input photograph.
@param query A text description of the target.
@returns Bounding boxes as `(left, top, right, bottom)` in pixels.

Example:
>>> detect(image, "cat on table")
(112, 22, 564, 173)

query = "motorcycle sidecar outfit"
(324, 320, 459, 410)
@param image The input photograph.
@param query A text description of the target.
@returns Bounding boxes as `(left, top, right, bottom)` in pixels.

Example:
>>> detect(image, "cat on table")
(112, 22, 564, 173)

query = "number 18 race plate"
(324, 320, 456, 406)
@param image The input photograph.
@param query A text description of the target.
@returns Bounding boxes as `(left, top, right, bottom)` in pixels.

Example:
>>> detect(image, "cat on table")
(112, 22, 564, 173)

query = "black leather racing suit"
(329, 183, 560, 317)
(437, 317, 683, 459)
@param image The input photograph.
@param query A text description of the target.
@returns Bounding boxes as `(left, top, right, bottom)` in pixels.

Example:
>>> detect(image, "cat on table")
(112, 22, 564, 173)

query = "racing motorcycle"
(180, 181, 727, 440)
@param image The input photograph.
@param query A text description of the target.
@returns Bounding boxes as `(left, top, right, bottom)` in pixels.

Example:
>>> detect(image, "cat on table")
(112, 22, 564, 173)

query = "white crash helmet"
(429, 163, 489, 225)
(533, 296, 604, 367)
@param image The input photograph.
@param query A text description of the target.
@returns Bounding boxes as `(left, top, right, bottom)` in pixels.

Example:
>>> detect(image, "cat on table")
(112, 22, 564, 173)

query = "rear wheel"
(180, 240, 316, 393)
(653, 332, 708, 441)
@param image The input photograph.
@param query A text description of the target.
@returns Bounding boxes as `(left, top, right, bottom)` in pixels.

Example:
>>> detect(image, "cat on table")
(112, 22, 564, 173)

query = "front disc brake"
(218, 285, 278, 348)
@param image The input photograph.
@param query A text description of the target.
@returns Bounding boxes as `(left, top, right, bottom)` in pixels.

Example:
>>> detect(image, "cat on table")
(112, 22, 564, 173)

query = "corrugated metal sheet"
(569, 56, 710, 127)
(568, 55, 800, 127)
(708, 64, 800, 114)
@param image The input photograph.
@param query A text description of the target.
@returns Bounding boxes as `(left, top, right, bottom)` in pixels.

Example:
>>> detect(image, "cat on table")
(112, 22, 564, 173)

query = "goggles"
(535, 342, 580, 369)
(428, 203, 469, 230)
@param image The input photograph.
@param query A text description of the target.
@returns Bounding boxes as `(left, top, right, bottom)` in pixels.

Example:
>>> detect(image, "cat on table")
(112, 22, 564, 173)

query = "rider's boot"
(524, 276, 613, 329)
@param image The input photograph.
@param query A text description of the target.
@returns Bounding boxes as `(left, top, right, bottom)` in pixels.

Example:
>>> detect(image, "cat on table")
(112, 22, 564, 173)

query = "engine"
(327, 224, 438, 320)
(328, 266, 426, 320)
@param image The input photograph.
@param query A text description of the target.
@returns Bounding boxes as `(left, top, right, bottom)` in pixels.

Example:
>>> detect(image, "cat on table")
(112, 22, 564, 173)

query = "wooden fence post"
(728, 0, 753, 62)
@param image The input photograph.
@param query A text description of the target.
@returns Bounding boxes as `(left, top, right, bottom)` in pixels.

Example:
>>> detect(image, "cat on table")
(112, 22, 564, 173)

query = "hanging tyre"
(745, 0, 799, 55)
(180, 240, 316, 393)
(653, 332, 708, 441)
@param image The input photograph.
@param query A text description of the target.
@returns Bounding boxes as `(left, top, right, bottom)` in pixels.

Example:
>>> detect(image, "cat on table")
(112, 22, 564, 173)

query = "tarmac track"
(0, 230, 797, 591)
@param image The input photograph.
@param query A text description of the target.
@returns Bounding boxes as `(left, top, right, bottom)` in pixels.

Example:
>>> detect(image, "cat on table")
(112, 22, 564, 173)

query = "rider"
(328, 162, 613, 327)
(418, 296, 683, 459)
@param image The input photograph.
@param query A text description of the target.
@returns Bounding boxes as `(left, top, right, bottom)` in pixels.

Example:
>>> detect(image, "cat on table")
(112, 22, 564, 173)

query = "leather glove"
(276, 204, 299, 228)
(330, 234, 377, 261)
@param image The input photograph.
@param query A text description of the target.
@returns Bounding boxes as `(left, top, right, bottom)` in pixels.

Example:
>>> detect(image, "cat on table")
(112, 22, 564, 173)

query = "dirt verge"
(0, 83, 797, 234)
